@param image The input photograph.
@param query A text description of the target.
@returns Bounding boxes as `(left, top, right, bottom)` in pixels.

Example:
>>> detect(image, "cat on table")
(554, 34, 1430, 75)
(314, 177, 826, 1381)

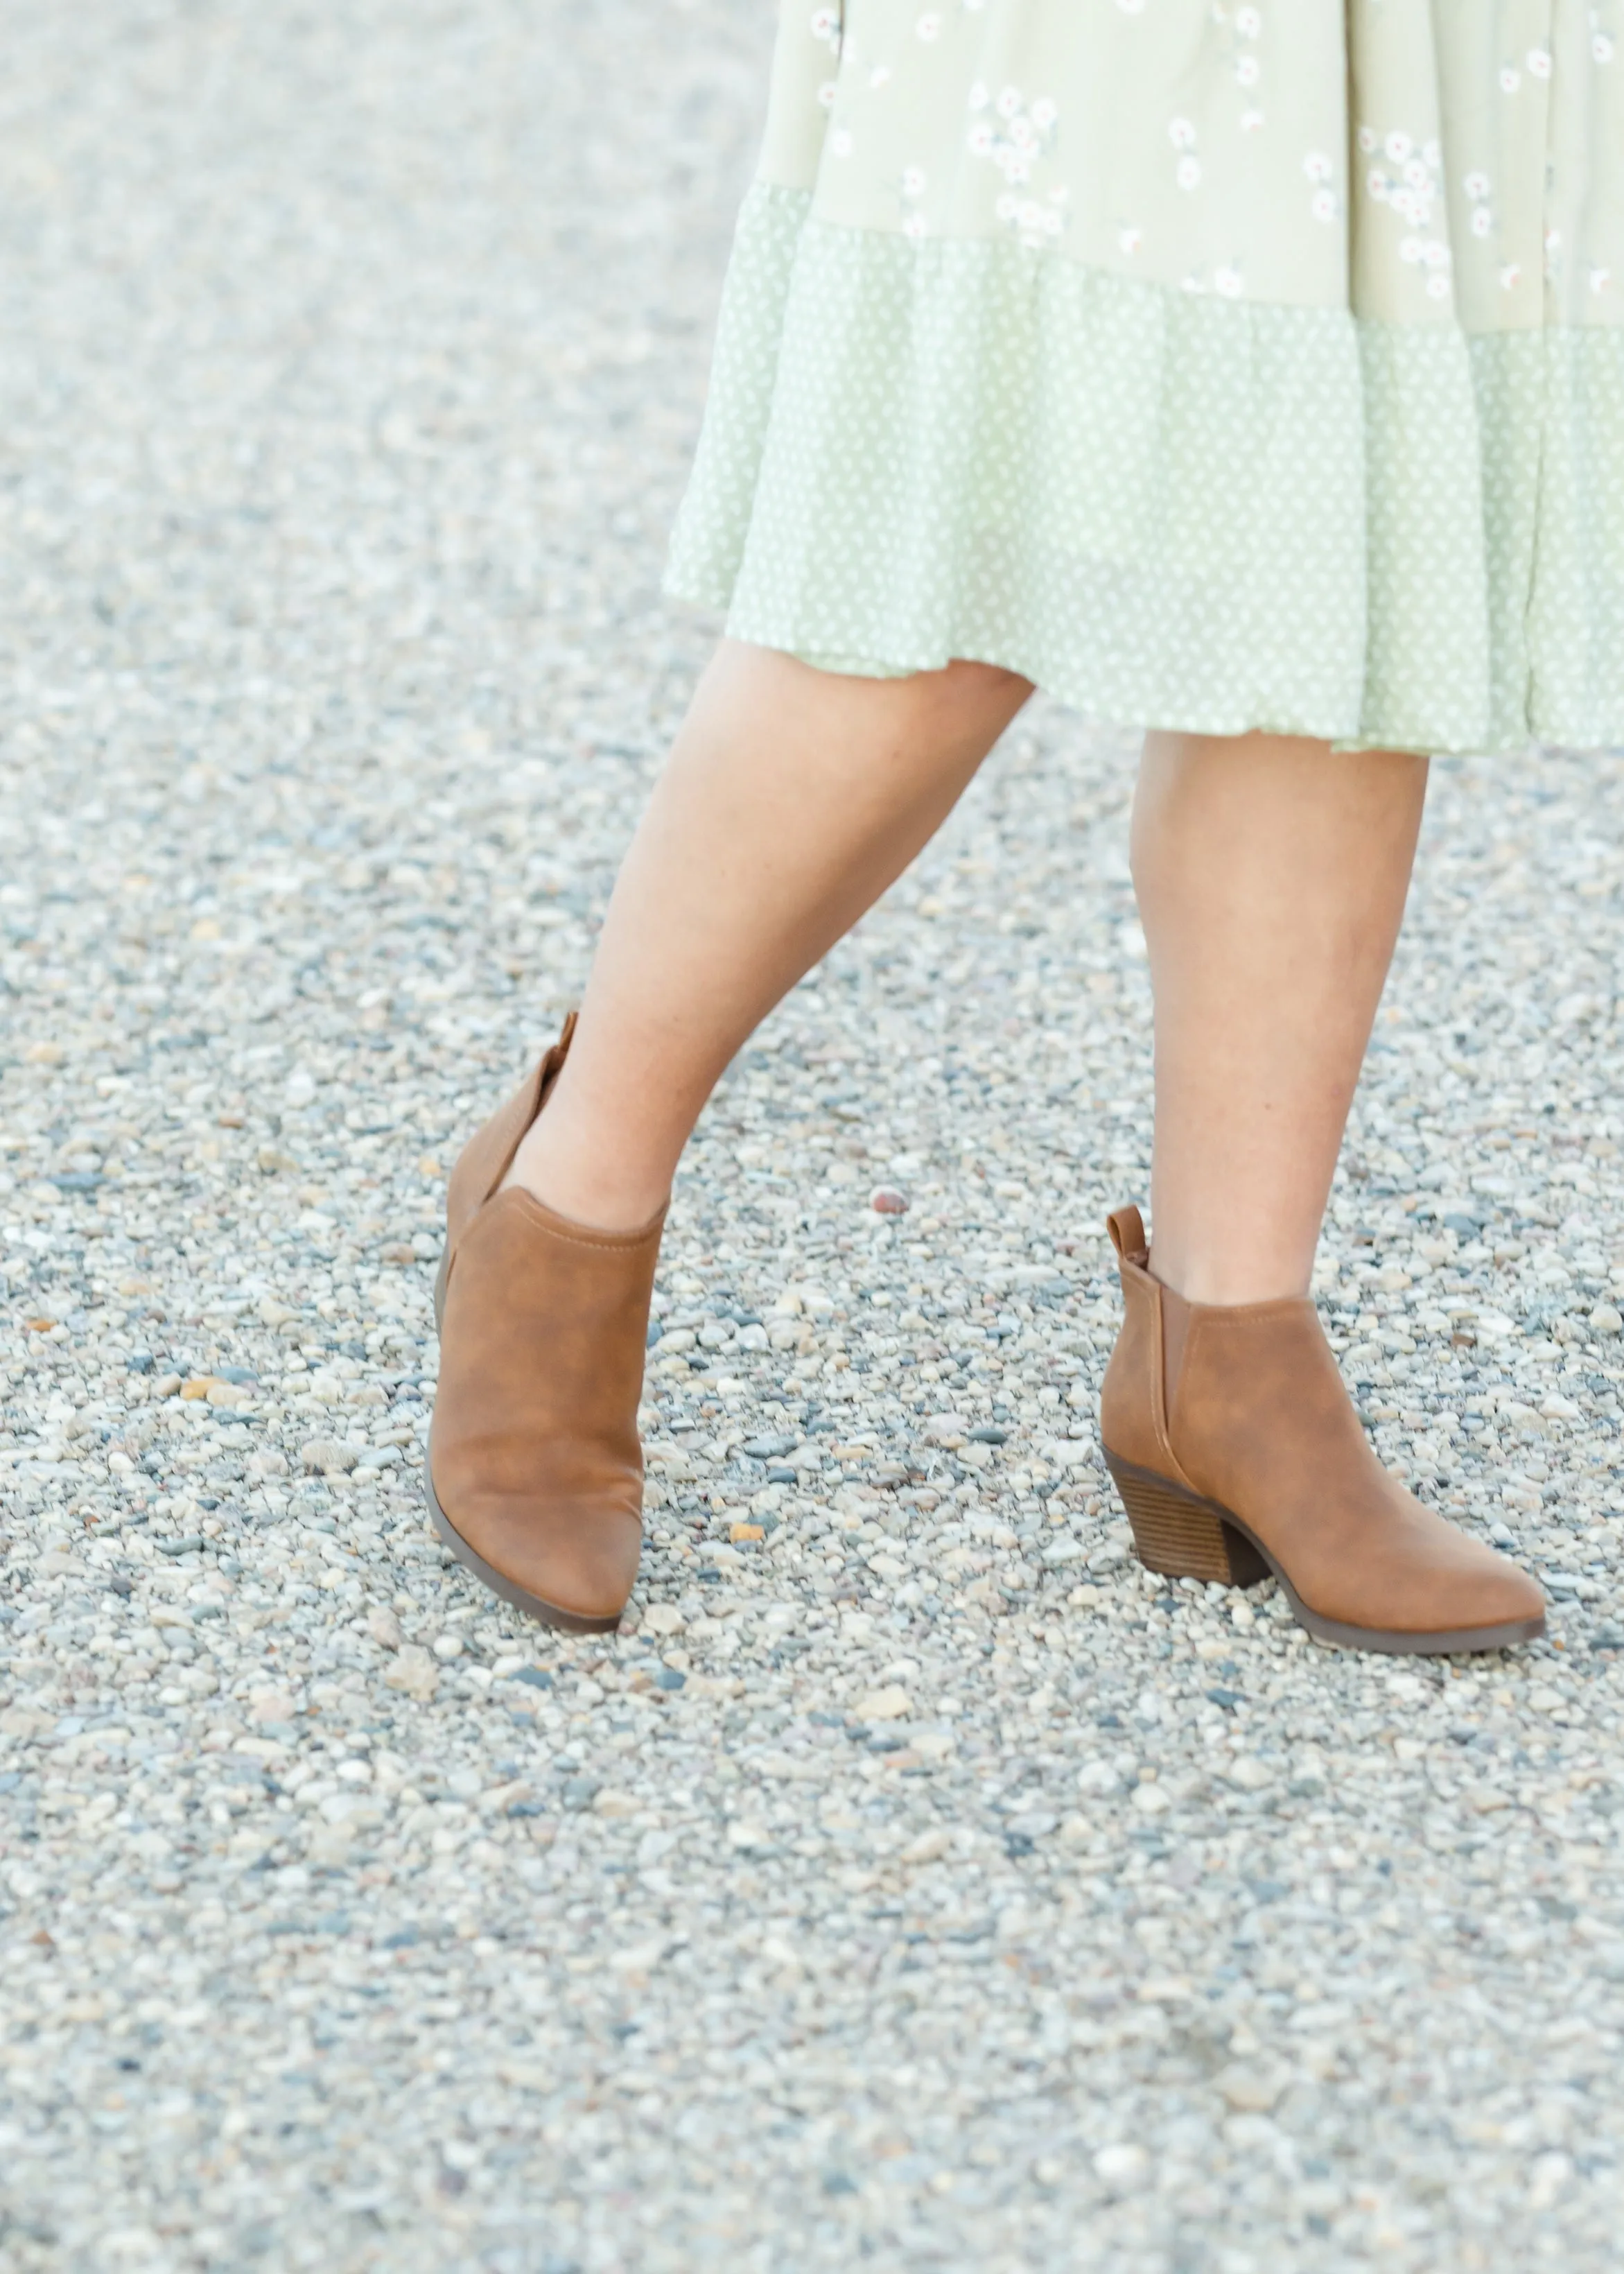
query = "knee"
(941, 657, 1030, 698)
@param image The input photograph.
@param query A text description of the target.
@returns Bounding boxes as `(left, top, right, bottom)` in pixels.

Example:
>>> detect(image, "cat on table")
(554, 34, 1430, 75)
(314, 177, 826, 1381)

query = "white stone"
(1092, 2144, 1151, 2191)
(383, 1647, 439, 1701)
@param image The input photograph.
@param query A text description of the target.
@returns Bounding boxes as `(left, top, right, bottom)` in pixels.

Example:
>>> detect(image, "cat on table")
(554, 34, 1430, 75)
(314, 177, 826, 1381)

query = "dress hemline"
(665, 185, 1624, 761)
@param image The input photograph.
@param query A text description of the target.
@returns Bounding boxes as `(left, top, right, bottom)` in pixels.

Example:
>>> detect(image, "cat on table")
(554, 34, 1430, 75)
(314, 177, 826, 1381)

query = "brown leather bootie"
(1099, 1206, 1545, 1656)
(425, 1014, 663, 1632)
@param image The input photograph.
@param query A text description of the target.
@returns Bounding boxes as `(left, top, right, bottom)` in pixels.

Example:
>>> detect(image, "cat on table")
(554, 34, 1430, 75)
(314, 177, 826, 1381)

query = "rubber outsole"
(1102, 1445, 1546, 1658)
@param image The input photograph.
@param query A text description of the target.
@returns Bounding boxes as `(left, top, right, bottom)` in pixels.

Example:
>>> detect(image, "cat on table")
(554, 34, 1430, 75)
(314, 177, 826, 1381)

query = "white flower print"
(734, 0, 1623, 333)
(901, 209, 928, 240)
(1362, 126, 1455, 289)
(1365, 132, 1440, 216)
(1022, 198, 1064, 245)
(1304, 148, 1337, 217)
(991, 189, 1063, 247)
(965, 84, 1060, 225)
(1456, 168, 1492, 246)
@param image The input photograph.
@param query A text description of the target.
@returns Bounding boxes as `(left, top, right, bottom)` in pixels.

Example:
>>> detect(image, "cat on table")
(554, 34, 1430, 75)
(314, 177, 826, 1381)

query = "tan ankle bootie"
(425, 1015, 663, 1631)
(1099, 1207, 1545, 1656)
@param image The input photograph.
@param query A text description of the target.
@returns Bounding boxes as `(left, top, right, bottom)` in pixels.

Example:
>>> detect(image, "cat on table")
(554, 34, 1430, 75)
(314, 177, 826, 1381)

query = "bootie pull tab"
(1106, 1206, 1149, 1271)
(539, 1009, 579, 1106)
(450, 1011, 582, 1244)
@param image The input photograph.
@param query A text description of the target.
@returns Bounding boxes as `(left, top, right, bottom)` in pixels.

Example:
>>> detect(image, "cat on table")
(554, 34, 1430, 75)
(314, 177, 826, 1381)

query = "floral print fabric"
(756, 0, 1624, 331)
(667, 1, 1624, 752)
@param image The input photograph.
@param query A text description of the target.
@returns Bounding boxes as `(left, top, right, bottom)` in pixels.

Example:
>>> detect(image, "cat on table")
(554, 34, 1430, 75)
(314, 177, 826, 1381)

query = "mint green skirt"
(665, 0, 1624, 756)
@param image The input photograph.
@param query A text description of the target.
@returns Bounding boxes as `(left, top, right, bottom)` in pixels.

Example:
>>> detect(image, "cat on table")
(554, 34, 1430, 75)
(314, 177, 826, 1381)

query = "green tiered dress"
(666, 1, 1624, 756)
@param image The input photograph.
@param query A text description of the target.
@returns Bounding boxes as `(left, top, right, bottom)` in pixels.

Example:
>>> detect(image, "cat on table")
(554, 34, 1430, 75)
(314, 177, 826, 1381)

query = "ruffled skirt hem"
(665, 184, 1624, 757)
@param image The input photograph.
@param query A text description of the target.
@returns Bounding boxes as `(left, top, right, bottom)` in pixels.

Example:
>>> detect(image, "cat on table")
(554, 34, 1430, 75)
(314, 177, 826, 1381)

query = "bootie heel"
(1103, 1450, 1269, 1586)
(1097, 1204, 1546, 1656)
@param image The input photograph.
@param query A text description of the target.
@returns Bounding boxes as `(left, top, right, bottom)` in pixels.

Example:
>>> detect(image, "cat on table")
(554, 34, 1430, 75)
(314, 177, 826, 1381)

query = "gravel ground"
(4, 5, 1624, 2269)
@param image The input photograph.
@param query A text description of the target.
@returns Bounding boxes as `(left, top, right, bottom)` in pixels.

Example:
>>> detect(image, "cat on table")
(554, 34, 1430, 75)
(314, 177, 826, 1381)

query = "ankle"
(1156, 1262, 1312, 1307)
(1149, 1232, 1315, 1308)
(503, 1125, 668, 1234)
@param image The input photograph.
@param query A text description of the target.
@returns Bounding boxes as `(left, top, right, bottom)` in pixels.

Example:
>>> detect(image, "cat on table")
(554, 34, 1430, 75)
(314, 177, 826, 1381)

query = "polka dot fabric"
(667, 186, 1624, 756)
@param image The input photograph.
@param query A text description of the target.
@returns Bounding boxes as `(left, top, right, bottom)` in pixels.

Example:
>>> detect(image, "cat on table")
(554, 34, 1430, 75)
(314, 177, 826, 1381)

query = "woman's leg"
(1106, 729, 1540, 1652)
(430, 643, 1029, 1629)
(509, 639, 1032, 1226)
(1132, 731, 1429, 1304)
